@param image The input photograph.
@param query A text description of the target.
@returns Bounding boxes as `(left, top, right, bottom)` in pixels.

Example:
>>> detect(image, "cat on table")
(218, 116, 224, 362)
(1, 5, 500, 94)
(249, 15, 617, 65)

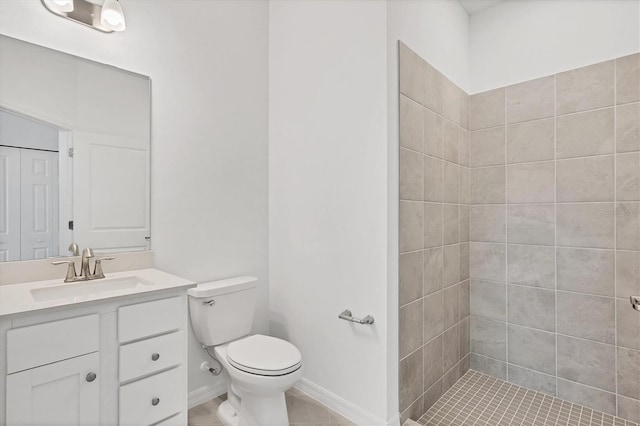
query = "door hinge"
(68, 148, 74, 158)
(68, 220, 74, 230)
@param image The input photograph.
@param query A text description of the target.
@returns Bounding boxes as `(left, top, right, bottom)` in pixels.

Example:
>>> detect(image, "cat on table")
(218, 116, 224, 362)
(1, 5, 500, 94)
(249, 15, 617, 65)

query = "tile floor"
(188, 388, 357, 426)
(420, 371, 639, 426)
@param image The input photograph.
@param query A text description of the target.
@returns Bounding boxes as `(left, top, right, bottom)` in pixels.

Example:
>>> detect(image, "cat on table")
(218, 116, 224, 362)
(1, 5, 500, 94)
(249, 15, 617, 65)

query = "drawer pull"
(151, 353, 160, 361)
(152, 398, 160, 406)
(86, 372, 97, 382)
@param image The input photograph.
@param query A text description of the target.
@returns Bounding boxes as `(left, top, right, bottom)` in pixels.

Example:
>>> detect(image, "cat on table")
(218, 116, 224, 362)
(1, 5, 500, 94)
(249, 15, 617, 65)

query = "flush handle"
(151, 353, 160, 361)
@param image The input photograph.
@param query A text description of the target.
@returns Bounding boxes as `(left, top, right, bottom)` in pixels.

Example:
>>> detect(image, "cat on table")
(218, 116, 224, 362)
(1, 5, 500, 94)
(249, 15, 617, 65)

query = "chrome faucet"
(52, 247, 115, 283)
(632, 296, 640, 312)
(68, 243, 79, 256)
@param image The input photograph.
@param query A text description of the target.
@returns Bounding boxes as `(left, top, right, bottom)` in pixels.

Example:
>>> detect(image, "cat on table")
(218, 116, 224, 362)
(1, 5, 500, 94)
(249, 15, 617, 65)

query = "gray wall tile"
(556, 203, 614, 249)
(618, 347, 640, 400)
(400, 300, 424, 358)
(423, 202, 443, 249)
(470, 88, 505, 130)
(400, 148, 425, 201)
(400, 200, 424, 252)
(618, 395, 640, 423)
(557, 248, 615, 296)
(470, 279, 506, 321)
(399, 42, 425, 105)
(556, 155, 614, 202)
(557, 335, 616, 392)
(400, 94, 424, 152)
(508, 325, 556, 375)
(423, 155, 442, 202)
(617, 53, 640, 105)
(616, 152, 640, 201)
(507, 119, 555, 164)
(470, 242, 506, 282)
(470, 127, 505, 167)
(616, 102, 640, 153)
(471, 166, 505, 204)
(507, 75, 555, 124)
(617, 302, 640, 351)
(423, 247, 443, 296)
(508, 285, 556, 332)
(556, 60, 614, 114)
(507, 161, 555, 204)
(557, 379, 616, 415)
(507, 204, 555, 246)
(470, 205, 506, 243)
(471, 316, 506, 361)
(424, 108, 443, 158)
(617, 250, 640, 297)
(400, 250, 424, 305)
(423, 291, 444, 343)
(471, 353, 507, 380)
(556, 108, 614, 159)
(616, 202, 640, 250)
(557, 292, 615, 344)
(507, 365, 557, 396)
(507, 244, 555, 289)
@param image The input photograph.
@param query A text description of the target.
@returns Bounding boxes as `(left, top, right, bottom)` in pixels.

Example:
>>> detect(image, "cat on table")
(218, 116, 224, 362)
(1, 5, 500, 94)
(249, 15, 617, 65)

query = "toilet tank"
(187, 276, 258, 346)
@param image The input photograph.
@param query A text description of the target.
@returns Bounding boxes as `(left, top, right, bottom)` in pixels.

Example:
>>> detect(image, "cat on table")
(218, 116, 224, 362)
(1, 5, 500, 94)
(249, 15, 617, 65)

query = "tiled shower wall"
(398, 43, 471, 423)
(468, 54, 640, 422)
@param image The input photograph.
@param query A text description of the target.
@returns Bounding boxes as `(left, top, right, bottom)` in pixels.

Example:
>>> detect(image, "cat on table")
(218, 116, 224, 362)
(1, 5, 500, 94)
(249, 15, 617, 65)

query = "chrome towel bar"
(338, 309, 375, 325)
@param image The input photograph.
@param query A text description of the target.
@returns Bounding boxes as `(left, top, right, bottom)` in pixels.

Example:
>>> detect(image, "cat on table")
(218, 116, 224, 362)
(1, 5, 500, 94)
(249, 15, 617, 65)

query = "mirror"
(0, 35, 151, 262)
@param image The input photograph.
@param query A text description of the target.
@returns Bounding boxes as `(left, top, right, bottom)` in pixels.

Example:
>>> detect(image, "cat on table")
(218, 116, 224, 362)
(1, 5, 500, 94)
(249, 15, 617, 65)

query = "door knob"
(151, 353, 160, 361)
(151, 397, 160, 406)
(86, 372, 97, 382)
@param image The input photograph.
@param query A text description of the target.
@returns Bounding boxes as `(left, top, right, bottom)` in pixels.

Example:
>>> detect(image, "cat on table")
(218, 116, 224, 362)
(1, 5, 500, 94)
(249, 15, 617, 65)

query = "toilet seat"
(226, 334, 302, 376)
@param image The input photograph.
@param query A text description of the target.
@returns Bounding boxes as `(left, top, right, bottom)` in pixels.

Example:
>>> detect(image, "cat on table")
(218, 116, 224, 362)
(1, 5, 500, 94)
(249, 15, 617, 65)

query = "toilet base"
(217, 400, 240, 426)
(217, 393, 289, 426)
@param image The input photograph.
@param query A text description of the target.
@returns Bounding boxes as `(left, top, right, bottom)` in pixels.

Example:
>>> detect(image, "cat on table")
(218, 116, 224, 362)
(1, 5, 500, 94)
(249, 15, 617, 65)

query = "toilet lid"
(227, 334, 302, 376)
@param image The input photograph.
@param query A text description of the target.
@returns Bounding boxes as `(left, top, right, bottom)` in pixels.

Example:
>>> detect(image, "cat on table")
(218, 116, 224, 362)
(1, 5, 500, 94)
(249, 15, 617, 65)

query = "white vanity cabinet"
(0, 284, 192, 426)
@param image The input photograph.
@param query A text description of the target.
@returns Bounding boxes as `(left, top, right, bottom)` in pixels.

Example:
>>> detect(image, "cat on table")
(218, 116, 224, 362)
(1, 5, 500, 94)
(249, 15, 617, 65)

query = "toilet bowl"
(188, 277, 303, 426)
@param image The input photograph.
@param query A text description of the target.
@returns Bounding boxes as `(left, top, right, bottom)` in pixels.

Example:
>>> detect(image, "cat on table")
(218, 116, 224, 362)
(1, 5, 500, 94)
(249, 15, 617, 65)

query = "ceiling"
(459, 0, 506, 15)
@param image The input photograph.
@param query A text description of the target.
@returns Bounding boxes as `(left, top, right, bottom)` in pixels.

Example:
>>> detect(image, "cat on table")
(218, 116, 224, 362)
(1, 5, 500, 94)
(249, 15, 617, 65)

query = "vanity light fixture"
(41, 0, 126, 33)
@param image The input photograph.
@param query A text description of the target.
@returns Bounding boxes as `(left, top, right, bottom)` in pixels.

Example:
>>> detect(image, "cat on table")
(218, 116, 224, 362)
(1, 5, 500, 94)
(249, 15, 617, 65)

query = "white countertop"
(0, 268, 196, 317)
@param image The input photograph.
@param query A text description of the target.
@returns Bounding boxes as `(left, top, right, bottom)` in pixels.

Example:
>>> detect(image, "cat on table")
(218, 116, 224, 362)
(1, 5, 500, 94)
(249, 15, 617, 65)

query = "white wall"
(268, 0, 392, 422)
(469, 0, 640, 93)
(0, 109, 59, 152)
(0, 0, 269, 395)
(386, 1, 470, 420)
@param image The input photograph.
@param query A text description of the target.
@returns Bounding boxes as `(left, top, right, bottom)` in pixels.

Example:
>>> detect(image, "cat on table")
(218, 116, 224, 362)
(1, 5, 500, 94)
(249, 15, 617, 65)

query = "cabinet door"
(6, 352, 99, 426)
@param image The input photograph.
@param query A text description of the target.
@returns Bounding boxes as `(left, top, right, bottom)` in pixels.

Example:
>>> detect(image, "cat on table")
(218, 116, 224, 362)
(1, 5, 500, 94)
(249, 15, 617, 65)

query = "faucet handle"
(51, 260, 78, 283)
(93, 257, 115, 279)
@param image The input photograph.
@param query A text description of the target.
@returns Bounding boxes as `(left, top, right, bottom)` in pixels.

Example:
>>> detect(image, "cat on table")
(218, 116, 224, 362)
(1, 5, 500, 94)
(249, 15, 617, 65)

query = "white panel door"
(20, 148, 59, 260)
(0, 146, 20, 261)
(6, 352, 100, 426)
(73, 131, 150, 252)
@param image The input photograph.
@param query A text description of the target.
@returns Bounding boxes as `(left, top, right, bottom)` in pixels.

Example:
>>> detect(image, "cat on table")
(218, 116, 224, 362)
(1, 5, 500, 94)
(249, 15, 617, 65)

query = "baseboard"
(294, 378, 393, 426)
(188, 382, 227, 409)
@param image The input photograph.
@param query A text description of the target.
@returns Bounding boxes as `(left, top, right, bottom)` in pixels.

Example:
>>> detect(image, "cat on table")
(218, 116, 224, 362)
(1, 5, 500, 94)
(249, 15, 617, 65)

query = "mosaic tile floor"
(420, 371, 639, 426)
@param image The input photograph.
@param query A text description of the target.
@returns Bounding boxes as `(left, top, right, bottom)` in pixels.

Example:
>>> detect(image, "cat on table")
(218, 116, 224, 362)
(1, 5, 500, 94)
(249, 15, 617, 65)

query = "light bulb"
(100, 0, 126, 31)
(51, 0, 73, 13)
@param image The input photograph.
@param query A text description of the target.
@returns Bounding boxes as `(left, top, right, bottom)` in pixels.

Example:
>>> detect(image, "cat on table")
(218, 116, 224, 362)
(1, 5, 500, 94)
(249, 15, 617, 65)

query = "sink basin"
(31, 276, 153, 302)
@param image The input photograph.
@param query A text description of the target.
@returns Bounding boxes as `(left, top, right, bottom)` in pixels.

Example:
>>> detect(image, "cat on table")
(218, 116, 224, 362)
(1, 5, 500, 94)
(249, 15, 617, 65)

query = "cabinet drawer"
(118, 296, 182, 343)
(119, 367, 183, 426)
(7, 314, 99, 374)
(119, 331, 183, 382)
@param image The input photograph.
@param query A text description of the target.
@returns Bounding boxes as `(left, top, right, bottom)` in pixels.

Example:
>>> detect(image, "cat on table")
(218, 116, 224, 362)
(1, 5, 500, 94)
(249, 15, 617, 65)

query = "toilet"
(188, 276, 302, 426)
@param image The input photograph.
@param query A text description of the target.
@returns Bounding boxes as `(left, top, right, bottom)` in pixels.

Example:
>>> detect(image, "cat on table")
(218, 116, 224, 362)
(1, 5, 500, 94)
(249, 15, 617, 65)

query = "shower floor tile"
(419, 370, 639, 426)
